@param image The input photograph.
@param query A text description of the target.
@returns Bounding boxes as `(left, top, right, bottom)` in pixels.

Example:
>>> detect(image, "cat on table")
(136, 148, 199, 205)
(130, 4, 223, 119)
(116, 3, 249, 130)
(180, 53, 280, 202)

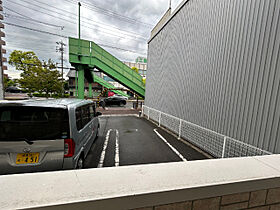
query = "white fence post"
(178, 119, 182, 139)
(148, 108, 150, 120)
(222, 136, 227, 158)
(158, 112, 161, 127)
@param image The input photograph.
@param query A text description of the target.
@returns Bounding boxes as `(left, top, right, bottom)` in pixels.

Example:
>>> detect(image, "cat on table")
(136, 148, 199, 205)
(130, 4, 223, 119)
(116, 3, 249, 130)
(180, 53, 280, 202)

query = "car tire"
(120, 101, 126, 106)
(76, 156, 84, 169)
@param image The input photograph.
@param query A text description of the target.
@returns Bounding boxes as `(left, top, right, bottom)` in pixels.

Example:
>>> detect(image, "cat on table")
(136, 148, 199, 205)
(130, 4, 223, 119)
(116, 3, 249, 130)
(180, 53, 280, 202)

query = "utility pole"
(77, 2, 85, 99)
(56, 41, 66, 93)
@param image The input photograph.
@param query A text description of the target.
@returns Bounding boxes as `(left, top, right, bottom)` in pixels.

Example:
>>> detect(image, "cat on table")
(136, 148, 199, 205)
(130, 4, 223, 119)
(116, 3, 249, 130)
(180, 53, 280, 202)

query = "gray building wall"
(145, 0, 280, 153)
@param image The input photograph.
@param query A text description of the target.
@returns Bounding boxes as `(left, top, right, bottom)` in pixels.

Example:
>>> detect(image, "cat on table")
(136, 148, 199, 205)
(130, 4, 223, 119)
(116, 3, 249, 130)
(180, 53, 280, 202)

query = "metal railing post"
(178, 119, 182, 139)
(222, 136, 227, 158)
(158, 112, 161, 127)
(148, 108, 150, 120)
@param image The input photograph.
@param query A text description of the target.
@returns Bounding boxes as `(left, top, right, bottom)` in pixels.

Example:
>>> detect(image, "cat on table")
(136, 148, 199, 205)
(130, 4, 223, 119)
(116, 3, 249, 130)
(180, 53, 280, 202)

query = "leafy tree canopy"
(8, 50, 63, 97)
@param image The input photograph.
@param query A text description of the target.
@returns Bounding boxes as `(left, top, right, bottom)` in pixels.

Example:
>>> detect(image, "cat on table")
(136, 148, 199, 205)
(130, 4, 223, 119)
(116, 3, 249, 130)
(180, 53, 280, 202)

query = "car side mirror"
(96, 112, 102, 117)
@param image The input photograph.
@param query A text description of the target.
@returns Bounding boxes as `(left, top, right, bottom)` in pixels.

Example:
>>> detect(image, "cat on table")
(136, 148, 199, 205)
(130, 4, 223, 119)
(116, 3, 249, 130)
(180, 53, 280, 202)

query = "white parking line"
(154, 128, 187, 162)
(115, 130, 120, 167)
(98, 129, 112, 168)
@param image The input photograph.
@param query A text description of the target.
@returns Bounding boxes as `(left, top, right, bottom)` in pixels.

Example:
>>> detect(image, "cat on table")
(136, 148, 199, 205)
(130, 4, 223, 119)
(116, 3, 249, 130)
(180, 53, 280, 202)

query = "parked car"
(101, 96, 127, 107)
(113, 94, 129, 100)
(5, 86, 22, 93)
(0, 98, 101, 175)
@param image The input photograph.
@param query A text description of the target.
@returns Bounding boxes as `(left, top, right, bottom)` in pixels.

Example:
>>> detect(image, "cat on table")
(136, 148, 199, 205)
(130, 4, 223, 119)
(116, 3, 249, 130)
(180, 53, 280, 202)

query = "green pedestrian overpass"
(93, 74, 130, 98)
(69, 37, 145, 98)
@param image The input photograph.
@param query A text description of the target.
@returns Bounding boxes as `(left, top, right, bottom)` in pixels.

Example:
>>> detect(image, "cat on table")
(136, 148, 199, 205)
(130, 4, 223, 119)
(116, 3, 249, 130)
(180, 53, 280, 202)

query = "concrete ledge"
(1, 155, 280, 209)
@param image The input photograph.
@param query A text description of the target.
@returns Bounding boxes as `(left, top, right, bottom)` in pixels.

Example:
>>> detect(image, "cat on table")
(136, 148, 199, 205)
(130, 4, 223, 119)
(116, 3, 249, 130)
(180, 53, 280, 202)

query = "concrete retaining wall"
(1, 155, 280, 209)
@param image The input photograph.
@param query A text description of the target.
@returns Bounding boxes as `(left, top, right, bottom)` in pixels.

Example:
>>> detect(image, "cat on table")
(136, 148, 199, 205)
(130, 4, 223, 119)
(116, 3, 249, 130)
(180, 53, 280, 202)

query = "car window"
(89, 104, 96, 119)
(76, 105, 92, 131)
(81, 105, 90, 126)
(75, 107, 82, 131)
(0, 107, 69, 141)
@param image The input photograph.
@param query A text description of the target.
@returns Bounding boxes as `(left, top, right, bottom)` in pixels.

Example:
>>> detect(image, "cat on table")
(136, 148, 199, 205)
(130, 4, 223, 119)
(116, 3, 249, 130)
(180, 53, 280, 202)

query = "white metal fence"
(142, 106, 272, 158)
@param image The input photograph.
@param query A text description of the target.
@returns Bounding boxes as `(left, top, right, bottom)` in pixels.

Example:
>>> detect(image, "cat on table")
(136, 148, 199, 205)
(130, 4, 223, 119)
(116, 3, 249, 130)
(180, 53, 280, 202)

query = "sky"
(3, 0, 183, 79)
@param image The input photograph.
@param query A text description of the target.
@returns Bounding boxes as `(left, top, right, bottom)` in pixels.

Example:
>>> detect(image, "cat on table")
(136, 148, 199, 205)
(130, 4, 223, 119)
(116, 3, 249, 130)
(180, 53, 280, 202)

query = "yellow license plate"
(16, 153, 40, 164)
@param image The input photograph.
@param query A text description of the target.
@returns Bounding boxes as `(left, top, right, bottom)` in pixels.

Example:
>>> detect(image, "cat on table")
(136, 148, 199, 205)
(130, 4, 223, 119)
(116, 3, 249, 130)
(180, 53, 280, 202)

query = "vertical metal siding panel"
(252, 0, 275, 148)
(231, 0, 251, 140)
(223, 0, 242, 136)
(240, 0, 262, 146)
(218, 1, 236, 135)
(212, 0, 229, 133)
(259, 0, 279, 150)
(145, 0, 280, 153)
(262, 2, 280, 152)
(244, 0, 266, 145)
(270, 68, 280, 153)
(247, 0, 270, 147)
(207, 0, 221, 130)
(235, 0, 256, 143)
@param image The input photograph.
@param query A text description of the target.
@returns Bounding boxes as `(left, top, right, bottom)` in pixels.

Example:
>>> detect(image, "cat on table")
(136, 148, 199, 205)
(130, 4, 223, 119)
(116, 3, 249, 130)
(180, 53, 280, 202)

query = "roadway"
(84, 116, 208, 168)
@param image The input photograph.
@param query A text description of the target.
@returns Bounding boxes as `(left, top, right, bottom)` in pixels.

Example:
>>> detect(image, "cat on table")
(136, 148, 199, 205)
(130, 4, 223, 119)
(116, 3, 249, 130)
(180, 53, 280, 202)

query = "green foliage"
(3, 77, 17, 90)
(8, 50, 63, 97)
(64, 81, 69, 90)
(131, 67, 139, 74)
(3, 77, 8, 90)
(9, 50, 41, 71)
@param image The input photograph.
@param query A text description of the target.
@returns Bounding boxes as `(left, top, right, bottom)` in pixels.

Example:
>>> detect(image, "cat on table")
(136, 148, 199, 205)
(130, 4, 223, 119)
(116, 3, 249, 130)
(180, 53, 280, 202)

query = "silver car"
(0, 99, 101, 175)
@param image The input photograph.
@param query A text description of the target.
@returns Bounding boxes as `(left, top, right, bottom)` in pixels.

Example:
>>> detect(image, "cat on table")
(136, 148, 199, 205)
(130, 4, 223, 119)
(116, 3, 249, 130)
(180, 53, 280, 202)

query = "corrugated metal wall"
(145, 0, 280, 153)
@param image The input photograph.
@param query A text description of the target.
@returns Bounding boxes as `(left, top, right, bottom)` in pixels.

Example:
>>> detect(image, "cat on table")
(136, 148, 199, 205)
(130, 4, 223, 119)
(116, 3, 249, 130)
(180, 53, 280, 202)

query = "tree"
(131, 67, 139, 74)
(3, 76, 9, 90)
(3, 77, 17, 90)
(8, 50, 63, 97)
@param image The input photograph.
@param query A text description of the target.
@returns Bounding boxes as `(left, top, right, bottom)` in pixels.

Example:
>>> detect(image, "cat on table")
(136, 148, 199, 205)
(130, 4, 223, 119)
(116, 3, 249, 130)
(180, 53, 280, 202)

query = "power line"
(7, 23, 146, 53)
(8, 0, 147, 42)
(4, 13, 65, 30)
(64, 0, 153, 28)
(7, 43, 60, 53)
(31, 0, 147, 39)
(3, 22, 68, 38)
(3, 6, 64, 29)
(4, 2, 147, 51)
(7, 34, 66, 46)
(98, 43, 146, 54)
(4, 22, 147, 55)
(8, 28, 146, 53)
(9, 61, 72, 70)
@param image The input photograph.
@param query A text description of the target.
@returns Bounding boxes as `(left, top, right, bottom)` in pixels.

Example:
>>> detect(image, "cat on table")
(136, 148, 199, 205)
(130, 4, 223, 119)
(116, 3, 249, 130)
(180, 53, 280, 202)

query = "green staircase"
(93, 74, 130, 98)
(69, 37, 145, 97)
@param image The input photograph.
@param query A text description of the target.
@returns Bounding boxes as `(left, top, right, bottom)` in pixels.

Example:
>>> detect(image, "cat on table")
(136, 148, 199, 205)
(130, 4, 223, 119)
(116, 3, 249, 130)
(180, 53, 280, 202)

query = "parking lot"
(84, 116, 209, 169)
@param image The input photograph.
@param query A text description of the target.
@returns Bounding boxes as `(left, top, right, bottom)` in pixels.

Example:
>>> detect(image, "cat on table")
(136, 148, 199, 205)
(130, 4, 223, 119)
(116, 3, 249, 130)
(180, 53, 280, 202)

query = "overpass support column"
(88, 83, 93, 98)
(77, 65, 85, 99)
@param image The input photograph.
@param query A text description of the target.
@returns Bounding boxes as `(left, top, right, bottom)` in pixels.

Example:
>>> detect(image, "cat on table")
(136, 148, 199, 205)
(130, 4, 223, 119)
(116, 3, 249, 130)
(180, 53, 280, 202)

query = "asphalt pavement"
(84, 116, 208, 169)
